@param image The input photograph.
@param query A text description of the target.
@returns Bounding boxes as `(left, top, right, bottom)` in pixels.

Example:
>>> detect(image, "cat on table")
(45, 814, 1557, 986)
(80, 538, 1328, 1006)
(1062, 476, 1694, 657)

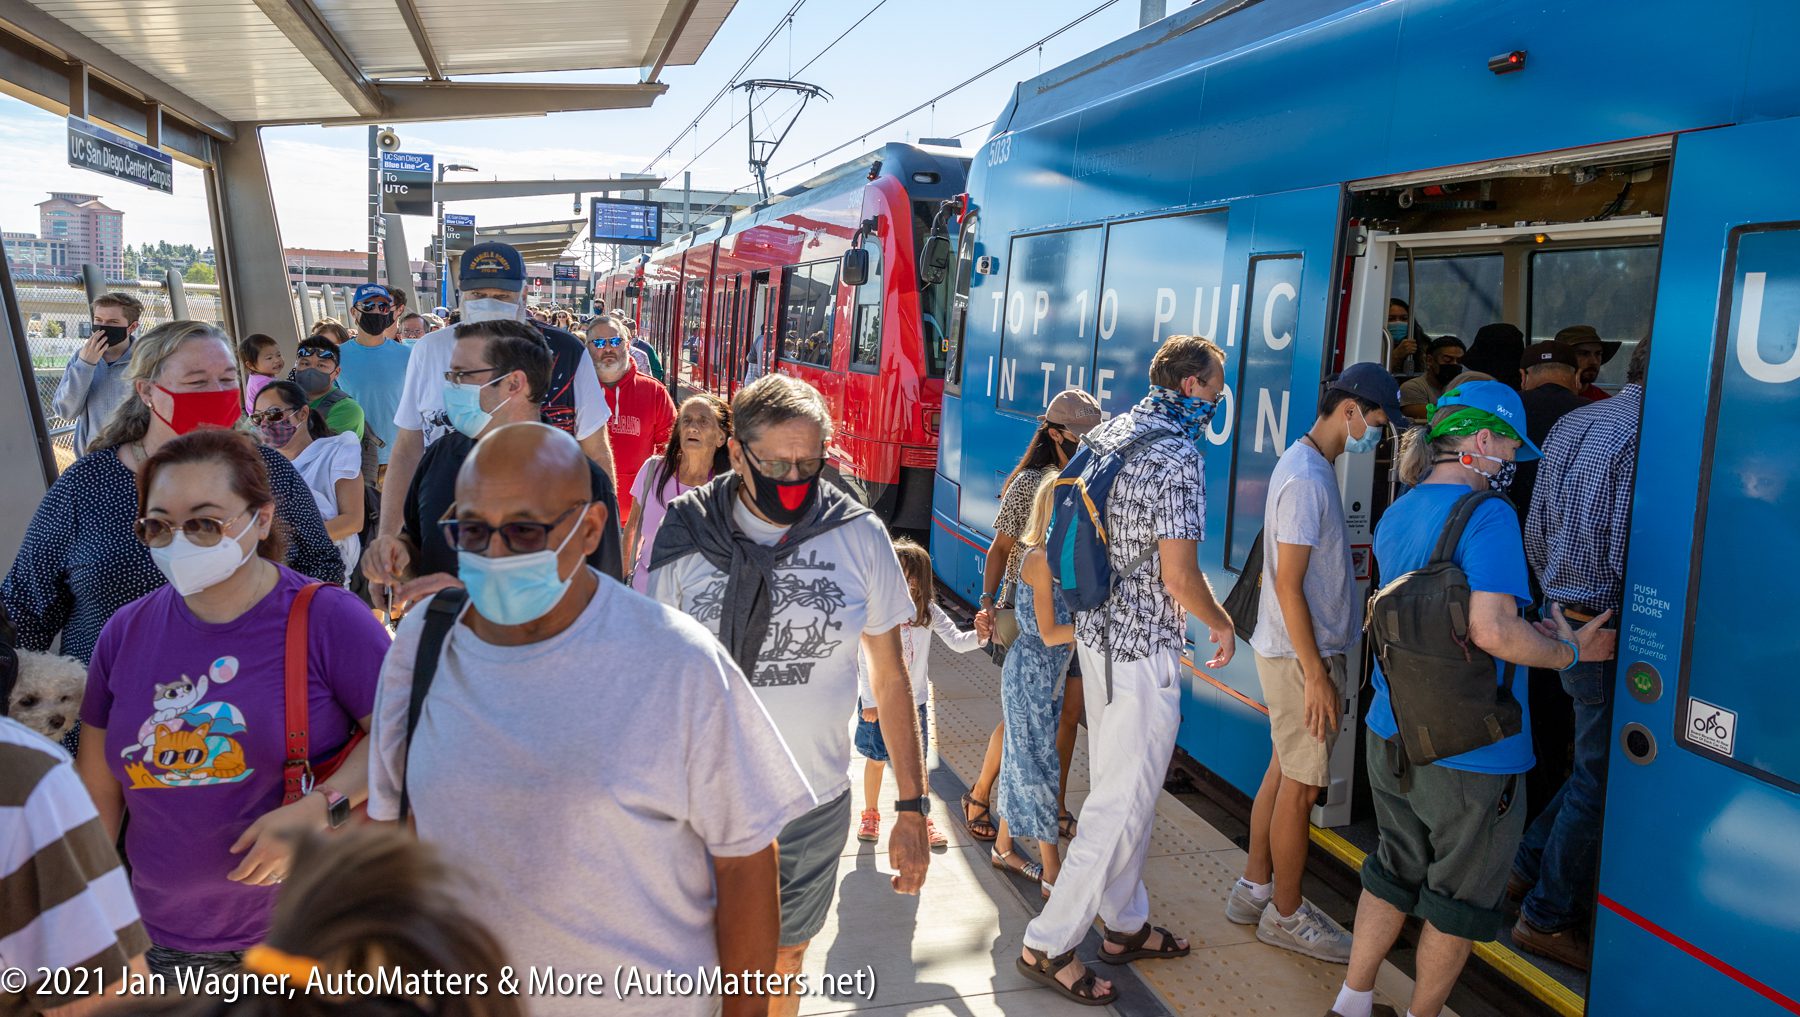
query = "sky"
(0, 0, 1145, 265)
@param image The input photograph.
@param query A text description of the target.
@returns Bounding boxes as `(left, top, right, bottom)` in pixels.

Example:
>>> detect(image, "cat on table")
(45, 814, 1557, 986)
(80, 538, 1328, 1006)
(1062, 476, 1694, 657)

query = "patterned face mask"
(1142, 385, 1218, 441)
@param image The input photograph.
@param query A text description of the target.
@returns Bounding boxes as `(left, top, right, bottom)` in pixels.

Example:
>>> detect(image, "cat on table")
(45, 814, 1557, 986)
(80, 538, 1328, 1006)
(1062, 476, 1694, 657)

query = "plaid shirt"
(1524, 384, 1642, 614)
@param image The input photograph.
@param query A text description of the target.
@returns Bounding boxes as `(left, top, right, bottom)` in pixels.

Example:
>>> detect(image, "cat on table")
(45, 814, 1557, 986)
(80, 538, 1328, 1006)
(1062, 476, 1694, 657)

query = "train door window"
(1090, 210, 1231, 416)
(1389, 253, 1503, 349)
(945, 211, 978, 393)
(1677, 224, 1800, 791)
(710, 283, 729, 388)
(1225, 254, 1304, 571)
(1528, 245, 1660, 391)
(745, 271, 772, 384)
(682, 276, 706, 383)
(850, 244, 884, 372)
(994, 227, 1104, 417)
(780, 261, 837, 368)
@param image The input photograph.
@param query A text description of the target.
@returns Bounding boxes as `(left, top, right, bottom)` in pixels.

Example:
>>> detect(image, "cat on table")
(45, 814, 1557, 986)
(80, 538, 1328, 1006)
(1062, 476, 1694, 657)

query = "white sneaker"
(1257, 900, 1353, 963)
(1224, 880, 1272, 925)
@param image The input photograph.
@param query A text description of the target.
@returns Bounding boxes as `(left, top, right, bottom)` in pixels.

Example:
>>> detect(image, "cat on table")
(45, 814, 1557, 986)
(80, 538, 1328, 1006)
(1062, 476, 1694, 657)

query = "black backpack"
(1365, 490, 1521, 766)
(1222, 529, 1265, 644)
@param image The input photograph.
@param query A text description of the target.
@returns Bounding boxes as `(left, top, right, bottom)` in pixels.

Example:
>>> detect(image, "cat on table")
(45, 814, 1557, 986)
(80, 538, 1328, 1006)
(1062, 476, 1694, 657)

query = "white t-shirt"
(290, 431, 362, 573)
(646, 500, 914, 800)
(366, 575, 815, 1016)
(856, 602, 982, 708)
(1250, 441, 1359, 660)
(393, 322, 610, 446)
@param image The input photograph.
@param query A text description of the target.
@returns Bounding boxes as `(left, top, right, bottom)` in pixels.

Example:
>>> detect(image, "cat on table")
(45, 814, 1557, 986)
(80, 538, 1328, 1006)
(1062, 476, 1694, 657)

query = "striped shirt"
(0, 717, 148, 1014)
(1524, 384, 1642, 614)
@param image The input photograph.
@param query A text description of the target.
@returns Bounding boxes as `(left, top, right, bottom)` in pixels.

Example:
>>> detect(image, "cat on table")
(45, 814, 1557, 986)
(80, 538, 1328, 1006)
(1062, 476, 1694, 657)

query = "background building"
(2, 231, 68, 276)
(36, 192, 123, 280)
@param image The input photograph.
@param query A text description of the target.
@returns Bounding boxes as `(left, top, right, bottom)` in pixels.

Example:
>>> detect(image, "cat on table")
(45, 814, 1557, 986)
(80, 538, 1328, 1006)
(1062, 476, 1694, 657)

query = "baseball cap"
(352, 283, 392, 309)
(1328, 362, 1406, 425)
(1521, 340, 1578, 370)
(1432, 380, 1542, 460)
(1040, 388, 1103, 431)
(459, 242, 526, 292)
(1552, 324, 1622, 363)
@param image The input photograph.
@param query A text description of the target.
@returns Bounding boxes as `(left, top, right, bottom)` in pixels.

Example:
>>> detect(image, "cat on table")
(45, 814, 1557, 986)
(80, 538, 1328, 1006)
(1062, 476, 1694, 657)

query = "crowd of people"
(3, 243, 1642, 1017)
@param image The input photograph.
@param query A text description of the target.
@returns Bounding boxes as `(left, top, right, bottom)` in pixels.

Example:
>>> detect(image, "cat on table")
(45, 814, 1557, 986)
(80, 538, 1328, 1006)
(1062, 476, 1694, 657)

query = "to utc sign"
(380, 152, 434, 217)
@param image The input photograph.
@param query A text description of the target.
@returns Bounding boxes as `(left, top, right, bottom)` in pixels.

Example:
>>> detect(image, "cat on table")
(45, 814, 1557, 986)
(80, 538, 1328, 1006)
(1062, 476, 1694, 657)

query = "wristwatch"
(894, 796, 930, 815)
(314, 784, 351, 830)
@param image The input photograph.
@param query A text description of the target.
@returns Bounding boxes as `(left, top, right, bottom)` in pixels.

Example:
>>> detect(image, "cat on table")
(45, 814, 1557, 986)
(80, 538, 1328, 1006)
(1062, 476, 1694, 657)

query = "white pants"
(1023, 643, 1182, 956)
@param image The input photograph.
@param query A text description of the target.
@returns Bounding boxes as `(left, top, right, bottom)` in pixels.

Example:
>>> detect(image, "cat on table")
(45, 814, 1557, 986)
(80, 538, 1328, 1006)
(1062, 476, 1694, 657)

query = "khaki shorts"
(1257, 651, 1346, 787)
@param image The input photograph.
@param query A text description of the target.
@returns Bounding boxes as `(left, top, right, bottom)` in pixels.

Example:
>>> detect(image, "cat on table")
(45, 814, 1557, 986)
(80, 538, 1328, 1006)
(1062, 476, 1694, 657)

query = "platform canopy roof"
(0, 0, 737, 136)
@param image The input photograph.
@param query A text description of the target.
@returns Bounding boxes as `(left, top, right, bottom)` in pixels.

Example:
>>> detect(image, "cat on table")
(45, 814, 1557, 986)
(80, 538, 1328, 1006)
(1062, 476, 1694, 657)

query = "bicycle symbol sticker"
(1686, 698, 1738, 757)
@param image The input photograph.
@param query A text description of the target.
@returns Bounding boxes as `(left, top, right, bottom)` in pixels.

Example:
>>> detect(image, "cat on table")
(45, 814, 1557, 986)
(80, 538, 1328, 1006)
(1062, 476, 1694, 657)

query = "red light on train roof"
(1488, 50, 1526, 75)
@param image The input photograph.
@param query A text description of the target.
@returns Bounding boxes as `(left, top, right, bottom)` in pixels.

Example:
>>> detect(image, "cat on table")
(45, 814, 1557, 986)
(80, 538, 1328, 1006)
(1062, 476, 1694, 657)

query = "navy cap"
(351, 283, 391, 308)
(459, 242, 525, 291)
(1329, 361, 1406, 426)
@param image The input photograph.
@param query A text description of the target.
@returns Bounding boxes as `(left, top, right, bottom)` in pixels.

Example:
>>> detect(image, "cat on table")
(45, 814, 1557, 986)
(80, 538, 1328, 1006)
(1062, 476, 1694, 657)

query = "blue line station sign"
(380, 152, 435, 216)
(66, 117, 173, 193)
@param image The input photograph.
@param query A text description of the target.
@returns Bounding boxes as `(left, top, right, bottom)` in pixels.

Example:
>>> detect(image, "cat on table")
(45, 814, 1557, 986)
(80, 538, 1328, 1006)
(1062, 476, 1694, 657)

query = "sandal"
(857, 808, 881, 843)
(1099, 922, 1191, 964)
(961, 792, 997, 841)
(1059, 811, 1078, 840)
(990, 847, 1044, 884)
(925, 816, 948, 849)
(1015, 947, 1117, 1007)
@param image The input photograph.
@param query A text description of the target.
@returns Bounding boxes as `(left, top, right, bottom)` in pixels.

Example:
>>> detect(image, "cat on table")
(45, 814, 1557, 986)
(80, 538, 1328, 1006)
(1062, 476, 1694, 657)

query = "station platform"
(798, 641, 1447, 1016)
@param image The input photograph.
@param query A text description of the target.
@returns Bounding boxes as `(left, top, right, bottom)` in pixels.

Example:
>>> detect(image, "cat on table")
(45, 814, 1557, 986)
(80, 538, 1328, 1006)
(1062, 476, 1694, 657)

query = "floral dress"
(992, 568, 1072, 844)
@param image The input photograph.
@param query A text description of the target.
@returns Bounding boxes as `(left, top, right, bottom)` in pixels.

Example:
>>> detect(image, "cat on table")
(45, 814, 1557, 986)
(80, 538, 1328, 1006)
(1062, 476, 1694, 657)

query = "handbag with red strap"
(281, 582, 366, 820)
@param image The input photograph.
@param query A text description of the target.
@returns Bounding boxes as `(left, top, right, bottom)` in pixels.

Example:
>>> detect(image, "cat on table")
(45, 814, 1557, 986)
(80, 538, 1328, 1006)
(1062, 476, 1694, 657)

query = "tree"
(184, 262, 216, 284)
(43, 320, 63, 339)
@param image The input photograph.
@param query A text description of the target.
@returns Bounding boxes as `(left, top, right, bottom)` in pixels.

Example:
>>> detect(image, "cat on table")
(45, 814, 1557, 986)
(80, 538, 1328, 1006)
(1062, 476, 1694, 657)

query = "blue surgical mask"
(1386, 321, 1409, 344)
(457, 505, 589, 625)
(441, 377, 512, 438)
(461, 297, 523, 325)
(1344, 405, 1383, 455)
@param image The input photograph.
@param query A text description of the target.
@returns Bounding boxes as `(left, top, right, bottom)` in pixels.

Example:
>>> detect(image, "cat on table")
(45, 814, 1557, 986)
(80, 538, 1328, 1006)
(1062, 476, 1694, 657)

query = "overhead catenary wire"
(639, 0, 810, 174)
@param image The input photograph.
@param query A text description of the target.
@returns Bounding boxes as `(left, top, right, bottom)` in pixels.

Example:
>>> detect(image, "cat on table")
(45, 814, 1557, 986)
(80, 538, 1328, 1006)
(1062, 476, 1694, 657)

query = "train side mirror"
(918, 234, 952, 285)
(841, 248, 870, 288)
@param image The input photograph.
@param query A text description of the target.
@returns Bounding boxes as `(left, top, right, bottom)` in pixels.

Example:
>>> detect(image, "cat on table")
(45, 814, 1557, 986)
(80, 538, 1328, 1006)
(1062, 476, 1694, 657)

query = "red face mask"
(152, 385, 243, 435)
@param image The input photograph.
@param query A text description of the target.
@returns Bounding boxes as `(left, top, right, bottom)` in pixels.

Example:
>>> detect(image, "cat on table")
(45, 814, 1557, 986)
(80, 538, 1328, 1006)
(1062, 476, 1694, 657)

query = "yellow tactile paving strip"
(920, 641, 1446, 1017)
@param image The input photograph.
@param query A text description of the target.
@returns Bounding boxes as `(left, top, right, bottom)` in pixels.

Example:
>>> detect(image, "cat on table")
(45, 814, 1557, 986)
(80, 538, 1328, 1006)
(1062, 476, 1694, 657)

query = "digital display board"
(590, 197, 663, 246)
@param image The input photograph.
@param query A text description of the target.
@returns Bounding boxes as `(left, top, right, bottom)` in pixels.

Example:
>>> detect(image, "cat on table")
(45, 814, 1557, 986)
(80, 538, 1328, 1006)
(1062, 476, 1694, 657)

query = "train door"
(1588, 118, 1800, 1017)
(738, 270, 772, 394)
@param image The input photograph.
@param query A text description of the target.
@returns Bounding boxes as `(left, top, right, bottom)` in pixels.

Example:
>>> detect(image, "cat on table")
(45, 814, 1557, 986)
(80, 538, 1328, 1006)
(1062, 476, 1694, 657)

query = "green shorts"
(1360, 729, 1526, 941)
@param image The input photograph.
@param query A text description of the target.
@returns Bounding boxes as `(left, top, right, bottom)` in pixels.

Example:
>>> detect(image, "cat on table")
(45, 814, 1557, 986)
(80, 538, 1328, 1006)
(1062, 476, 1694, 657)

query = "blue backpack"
(1046, 429, 1166, 698)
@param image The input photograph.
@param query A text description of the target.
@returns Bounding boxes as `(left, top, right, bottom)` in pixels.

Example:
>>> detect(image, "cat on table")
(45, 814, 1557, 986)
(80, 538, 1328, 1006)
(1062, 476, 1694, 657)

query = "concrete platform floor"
(795, 640, 1447, 1016)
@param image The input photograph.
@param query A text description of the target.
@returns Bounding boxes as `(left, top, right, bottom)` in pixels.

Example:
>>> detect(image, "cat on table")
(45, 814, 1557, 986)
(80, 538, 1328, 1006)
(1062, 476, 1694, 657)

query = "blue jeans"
(1513, 659, 1615, 931)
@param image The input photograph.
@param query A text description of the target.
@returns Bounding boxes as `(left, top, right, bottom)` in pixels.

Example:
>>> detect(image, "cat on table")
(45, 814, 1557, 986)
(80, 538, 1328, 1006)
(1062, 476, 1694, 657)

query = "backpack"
(1045, 428, 1166, 701)
(1222, 529, 1265, 644)
(1365, 490, 1521, 766)
(397, 588, 467, 823)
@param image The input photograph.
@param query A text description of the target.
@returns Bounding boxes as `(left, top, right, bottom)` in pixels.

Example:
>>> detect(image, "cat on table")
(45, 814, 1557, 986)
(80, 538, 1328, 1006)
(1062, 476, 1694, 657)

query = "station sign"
(444, 213, 476, 254)
(380, 152, 434, 216)
(552, 263, 580, 282)
(66, 117, 173, 193)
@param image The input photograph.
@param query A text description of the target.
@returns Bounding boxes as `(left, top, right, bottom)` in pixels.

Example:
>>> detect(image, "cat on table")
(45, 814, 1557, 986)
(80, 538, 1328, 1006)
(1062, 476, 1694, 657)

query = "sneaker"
(1512, 917, 1590, 971)
(857, 808, 881, 843)
(1225, 880, 1272, 925)
(1258, 900, 1353, 963)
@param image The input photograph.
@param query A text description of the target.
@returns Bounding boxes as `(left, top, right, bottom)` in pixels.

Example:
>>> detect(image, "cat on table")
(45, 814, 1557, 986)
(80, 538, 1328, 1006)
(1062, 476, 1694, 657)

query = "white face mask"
(461, 296, 523, 324)
(150, 518, 256, 597)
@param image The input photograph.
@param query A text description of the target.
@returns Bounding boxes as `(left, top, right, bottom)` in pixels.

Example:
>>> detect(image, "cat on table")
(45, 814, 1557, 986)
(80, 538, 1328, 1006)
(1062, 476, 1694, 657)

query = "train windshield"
(916, 200, 953, 377)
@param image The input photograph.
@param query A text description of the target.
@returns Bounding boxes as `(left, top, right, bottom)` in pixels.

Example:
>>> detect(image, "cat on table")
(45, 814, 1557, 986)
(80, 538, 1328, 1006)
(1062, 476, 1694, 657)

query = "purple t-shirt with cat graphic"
(80, 565, 389, 952)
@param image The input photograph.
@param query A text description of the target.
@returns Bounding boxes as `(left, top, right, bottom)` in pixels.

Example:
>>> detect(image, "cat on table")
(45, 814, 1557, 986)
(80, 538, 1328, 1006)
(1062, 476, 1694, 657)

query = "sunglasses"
(296, 344, 339, 361)
(247, 407, 299, 426)
(355, 298, 394, 314)
(135, 510, 251, 549)
(588, 335, 625, 348)
(438, 503, 587, 555)
(741, 442, 827, 481)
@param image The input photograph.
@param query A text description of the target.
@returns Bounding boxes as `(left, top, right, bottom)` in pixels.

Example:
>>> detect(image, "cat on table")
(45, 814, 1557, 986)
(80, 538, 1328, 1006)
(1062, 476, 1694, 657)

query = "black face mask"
(1057, 435, 1079, 459)
(743, 467, 819, 526)
(95, 323, 130, 347)
(1434, 362, 1462, 385)
(292, 367, 332, 396)
(357, 310, 394, 336)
